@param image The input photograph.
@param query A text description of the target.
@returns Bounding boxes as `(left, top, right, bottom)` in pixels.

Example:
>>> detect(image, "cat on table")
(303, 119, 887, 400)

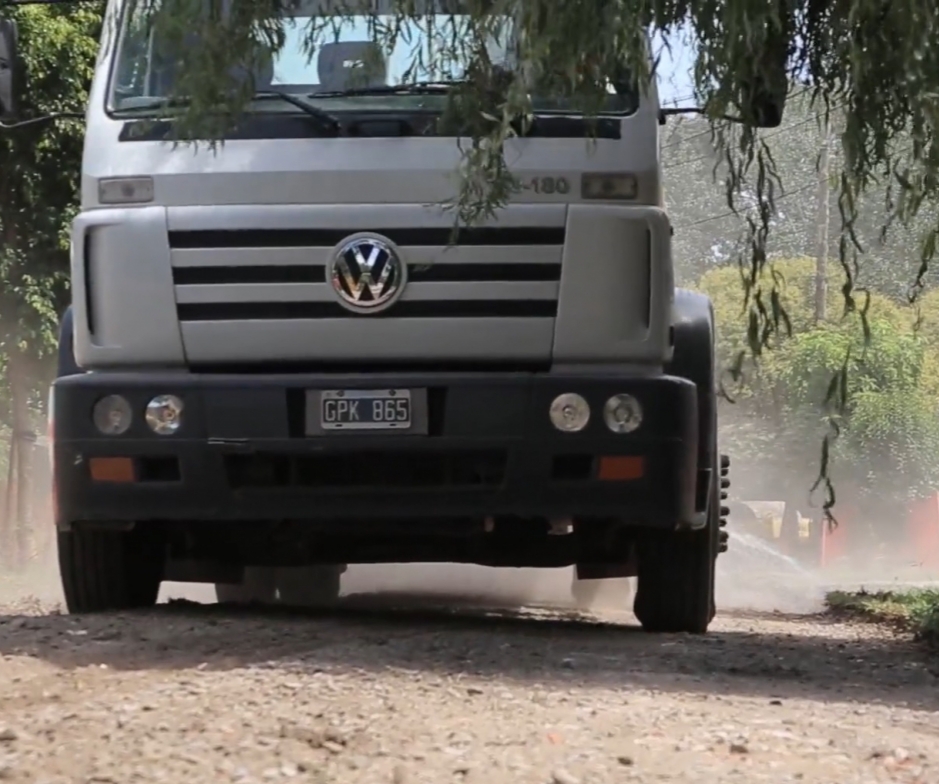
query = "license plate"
(320, 389, 412, 431)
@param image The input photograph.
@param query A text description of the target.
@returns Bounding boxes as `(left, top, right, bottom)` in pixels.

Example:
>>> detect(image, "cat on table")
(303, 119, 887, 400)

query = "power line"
(664, 108, 836, 158)
(662, 110, 841, 172)
(674, 181, 817, 229)
(664, 148, 717, 170)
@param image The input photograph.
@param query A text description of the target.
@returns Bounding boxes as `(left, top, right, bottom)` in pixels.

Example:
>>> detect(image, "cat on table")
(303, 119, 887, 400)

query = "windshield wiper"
(113, 92, 341, 134)
(309, 81, 464, 99)
(112, 95, 190, 114)
(252, 90, 341, 135)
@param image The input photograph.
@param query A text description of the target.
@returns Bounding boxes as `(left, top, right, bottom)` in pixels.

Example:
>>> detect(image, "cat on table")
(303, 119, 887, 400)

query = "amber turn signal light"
(88, 456, 135, 483)
(597, 455, 644, 481)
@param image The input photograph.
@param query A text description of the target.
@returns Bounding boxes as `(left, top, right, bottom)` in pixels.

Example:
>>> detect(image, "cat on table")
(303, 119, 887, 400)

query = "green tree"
(0, 3, 100, 563)
(696, 257, 910, 393)
(0, 3, 99, 375)
(766, 316, 939, 533)
(700, 259, 939, 529)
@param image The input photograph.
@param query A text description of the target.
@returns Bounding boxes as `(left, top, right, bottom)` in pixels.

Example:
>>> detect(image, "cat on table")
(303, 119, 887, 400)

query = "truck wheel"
(215, 567, 277, 604)
(54, 313, 164, 614)
(275, 565, 343, 606)
(57, 528, 163, 613)
(633, 457, 718, 634)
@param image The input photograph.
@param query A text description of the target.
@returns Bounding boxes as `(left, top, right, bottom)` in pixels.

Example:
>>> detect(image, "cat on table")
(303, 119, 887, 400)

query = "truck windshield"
(108, 0, 639, 116)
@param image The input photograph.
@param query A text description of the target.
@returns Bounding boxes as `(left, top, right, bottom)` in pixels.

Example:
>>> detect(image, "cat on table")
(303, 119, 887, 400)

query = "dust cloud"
(4, 523, 930, 619)
(4, 473, 936, 618)
(5, 520, 934, 619)
(3, 547, 931, 619)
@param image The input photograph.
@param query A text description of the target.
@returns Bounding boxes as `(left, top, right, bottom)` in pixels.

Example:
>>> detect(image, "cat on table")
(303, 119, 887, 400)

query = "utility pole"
(814, 114, 831, 323)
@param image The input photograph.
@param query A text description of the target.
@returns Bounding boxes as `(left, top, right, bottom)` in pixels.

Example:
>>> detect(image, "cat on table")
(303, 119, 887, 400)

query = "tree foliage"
(0, 3, 99, 404)
(0, 5, 99, 562)
(701, 258, 939, 515)
(664, 93, 939, 297)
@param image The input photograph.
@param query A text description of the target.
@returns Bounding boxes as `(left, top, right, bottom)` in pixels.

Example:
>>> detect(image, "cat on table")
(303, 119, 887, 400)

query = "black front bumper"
(52, 371, 703, 530)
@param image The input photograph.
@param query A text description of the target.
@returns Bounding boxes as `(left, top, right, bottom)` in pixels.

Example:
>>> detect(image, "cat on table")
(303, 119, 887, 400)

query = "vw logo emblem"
(329, 234, 407, 313)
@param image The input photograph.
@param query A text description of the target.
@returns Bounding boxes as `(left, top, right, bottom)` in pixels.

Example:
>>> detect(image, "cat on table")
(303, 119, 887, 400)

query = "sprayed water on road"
(4, 519, 934, 618)
(717, 529, 825, 613)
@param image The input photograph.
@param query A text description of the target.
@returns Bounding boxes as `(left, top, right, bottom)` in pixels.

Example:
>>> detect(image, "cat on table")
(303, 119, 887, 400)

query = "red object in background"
(819, 494, 939, 571)
(820, 503, 855, 569)
(907, 493, 939, 571)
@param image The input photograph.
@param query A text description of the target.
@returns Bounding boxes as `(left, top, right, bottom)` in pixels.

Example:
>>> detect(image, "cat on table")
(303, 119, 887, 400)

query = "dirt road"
(1, 569, 938, 784)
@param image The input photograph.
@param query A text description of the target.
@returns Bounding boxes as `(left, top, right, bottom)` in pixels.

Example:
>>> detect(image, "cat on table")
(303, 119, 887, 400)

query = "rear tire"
(633, 458, 718, 634)
(58, 527, 163, 613)
(276, 565, 343, 606)
(215, 567, 277, 605)
(215, 565, 343, 606)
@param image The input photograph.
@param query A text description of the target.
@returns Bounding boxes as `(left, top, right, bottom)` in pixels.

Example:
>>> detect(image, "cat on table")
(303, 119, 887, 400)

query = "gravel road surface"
(2, 562, 938, 784)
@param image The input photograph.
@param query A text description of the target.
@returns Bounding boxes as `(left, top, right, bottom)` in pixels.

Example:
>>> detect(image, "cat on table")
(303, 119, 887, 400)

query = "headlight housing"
(92, 395, 133, 435)
(603, 394, 643, 434)
(549, 393, 591, 433)
(145, 394, 184, 435)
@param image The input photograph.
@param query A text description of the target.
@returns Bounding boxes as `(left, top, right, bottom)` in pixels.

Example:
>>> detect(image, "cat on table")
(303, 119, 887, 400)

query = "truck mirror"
(0, 17, 21, 119)
(743, 13, 790, 128)
(743, 77, 787, 129)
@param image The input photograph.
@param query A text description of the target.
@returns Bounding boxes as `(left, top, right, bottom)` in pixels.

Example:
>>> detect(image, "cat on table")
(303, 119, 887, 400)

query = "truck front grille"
(224, 450, 508, 490)
(169, 226, 564, 321)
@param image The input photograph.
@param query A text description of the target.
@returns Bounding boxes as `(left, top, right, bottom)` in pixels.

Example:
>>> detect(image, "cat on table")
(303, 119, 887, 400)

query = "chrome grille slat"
(170, 245, 564, 267)
(175, 281, 560, 305)
(179, 319, 556, 363)
(171, 226, 565, 323)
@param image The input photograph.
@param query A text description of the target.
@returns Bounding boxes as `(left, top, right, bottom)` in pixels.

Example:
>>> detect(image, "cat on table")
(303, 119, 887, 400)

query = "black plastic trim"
(176, 300, 558, 321)
(169, 226, 566, 249)
(52, 370, 700, 528)
(171, 262, 562, 286)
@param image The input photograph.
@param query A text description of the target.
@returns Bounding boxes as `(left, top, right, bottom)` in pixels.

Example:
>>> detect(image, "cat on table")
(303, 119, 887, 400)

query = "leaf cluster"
(701, 257, 939, 505)
(0, 4, 100, 422)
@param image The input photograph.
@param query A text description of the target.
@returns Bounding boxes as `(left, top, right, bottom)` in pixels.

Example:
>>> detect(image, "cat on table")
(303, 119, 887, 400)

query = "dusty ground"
(2, 557, 939, 784)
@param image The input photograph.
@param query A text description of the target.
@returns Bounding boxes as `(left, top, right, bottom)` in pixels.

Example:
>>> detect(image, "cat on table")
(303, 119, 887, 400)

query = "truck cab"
(2, 0, 763, 632)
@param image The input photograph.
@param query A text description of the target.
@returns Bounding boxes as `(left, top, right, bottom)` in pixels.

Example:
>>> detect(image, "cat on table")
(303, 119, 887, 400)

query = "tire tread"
(58, 528, 162, 613)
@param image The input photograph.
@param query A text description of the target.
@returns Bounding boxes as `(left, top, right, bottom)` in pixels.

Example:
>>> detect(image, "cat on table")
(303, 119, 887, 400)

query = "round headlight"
(92, 395, 133, 436)
(145, 394, 184, 435)
(603, 394, 643, 434)
(549, 393, 590, 433)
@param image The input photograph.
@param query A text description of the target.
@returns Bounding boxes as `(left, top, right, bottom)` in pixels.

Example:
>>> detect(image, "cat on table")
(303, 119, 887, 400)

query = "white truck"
(0, 0, 783, 632)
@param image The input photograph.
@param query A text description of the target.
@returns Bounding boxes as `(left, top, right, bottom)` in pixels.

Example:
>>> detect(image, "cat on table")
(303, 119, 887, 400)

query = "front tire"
(633, 461, 719, 634)
(58, 527, 163, 613)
